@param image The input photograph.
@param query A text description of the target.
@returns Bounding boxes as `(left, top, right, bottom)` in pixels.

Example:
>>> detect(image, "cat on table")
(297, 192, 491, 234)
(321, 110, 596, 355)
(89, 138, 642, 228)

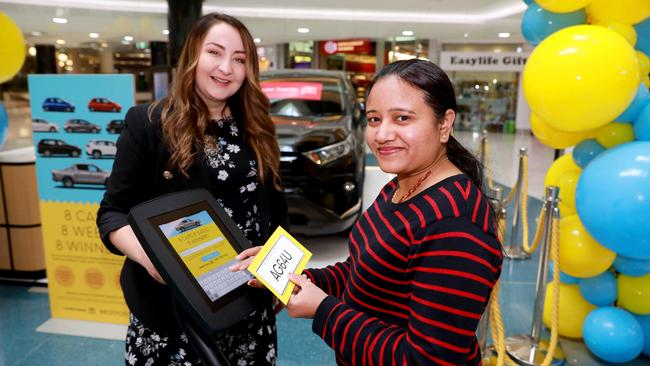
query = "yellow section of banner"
(40, 200, 128, 324)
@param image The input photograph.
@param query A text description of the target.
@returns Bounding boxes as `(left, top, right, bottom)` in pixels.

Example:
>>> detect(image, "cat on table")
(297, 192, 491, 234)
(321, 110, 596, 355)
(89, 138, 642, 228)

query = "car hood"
(273, 114, 352, 152)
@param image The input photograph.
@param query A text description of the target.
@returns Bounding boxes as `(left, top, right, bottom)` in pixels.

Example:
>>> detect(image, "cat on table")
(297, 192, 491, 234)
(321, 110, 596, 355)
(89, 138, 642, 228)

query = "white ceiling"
(0, 0, 526, 48)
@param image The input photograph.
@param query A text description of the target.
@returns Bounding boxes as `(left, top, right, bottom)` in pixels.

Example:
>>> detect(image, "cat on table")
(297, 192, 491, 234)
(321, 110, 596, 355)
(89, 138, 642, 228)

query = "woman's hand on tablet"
(230, 246, 261, 272)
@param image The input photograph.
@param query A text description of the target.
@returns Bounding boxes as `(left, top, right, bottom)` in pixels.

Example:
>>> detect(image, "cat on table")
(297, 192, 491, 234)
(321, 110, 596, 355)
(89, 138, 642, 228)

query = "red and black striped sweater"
(304, 174, 503, 366)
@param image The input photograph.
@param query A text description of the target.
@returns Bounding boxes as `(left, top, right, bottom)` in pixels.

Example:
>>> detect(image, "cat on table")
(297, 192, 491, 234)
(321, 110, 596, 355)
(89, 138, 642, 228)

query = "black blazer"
(97, 103, 288, 332)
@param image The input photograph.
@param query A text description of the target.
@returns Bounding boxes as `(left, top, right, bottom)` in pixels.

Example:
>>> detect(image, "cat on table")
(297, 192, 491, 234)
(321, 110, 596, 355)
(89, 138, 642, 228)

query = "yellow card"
(247, 226, 311, 305)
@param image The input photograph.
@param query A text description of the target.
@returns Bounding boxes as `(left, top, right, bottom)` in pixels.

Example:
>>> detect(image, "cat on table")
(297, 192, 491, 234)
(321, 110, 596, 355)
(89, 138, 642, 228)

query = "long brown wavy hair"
(150, 13, 281, 189)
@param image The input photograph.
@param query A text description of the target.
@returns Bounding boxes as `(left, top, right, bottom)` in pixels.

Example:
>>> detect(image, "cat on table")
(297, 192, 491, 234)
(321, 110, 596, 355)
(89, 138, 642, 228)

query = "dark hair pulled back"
(367, 59, 489, 192)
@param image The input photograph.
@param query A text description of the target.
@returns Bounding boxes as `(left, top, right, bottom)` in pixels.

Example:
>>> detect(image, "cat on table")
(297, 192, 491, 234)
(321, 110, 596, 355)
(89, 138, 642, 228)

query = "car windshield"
(260, 76, 345, 118)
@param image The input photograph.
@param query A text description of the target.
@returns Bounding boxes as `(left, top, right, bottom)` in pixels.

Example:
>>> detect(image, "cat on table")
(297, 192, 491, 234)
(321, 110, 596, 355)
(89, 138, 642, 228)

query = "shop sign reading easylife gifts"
(440, 51, 531, 72)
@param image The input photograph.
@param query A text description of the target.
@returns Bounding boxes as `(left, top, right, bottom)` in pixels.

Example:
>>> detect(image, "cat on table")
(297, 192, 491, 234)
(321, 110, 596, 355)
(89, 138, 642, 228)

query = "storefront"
(440, 44, 531, 133)
(317, 39, 376, 101)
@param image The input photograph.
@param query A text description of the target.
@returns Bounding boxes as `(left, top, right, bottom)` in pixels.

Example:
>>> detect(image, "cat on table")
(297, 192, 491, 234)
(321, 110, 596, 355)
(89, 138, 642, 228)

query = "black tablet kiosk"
(127, 188, 259, 336)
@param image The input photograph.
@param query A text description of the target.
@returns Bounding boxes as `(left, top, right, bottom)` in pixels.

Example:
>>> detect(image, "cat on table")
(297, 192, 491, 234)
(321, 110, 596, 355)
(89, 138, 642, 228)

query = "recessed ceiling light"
(162, 29, 169, 35)
(402, 30, 414, 36)
(124, 35, 134, 41)
(89, 33, 99, 39)
(56, 39, 66, 45)
(254, 38, 262, 43)
(464, 33, 469, 38)
(52, 17, 68, 24)
(516, 46, 523, 53)
(297, 27, 310, 34)
(31, 31, 42, 37)
(498, 32, 511, 38)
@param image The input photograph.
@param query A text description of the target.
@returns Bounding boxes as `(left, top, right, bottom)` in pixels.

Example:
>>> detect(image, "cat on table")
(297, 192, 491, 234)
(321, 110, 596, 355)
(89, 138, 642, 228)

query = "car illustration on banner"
(88, 97, 122, 112)
(64, 119, 101, 133)
(174, 218, 201, 232)
(51, 163, 110, 188)
(32, 118, 59, 132)
(37, 139, 81, 157)
(42, 97, 75, 112)
(86, 139, 116, 159)
(106, 119, 125, 134)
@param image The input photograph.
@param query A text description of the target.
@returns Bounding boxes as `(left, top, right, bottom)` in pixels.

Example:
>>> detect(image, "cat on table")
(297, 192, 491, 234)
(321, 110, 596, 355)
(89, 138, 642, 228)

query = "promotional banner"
(28, 74, 133, 324)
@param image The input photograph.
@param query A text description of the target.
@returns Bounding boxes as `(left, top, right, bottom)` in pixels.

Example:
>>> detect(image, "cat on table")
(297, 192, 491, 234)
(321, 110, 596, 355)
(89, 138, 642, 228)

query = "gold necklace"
(397, 156, 448, 203)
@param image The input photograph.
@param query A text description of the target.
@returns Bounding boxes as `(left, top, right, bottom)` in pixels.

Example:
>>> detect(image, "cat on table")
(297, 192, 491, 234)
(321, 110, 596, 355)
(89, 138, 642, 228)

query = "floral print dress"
(124, 117, 277, 366)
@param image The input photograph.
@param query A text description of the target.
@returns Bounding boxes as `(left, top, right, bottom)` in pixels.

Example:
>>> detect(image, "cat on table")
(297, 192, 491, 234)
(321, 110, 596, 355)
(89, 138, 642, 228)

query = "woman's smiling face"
(365, 75, 452, 176)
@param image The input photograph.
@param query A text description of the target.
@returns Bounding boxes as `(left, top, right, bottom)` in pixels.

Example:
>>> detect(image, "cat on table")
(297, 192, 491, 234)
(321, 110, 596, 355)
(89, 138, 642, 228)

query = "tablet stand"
(173, 299, 231, 366)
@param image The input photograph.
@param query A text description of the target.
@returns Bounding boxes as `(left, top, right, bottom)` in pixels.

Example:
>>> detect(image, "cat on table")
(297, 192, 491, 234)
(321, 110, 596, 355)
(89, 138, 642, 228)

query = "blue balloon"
(576, 142, 650, 259)
(617, 84, 650, 123)
(572, 139, 606, 168)
(614, 255, 650, 276)
(583, 307, 644, 363)
(579, 271, 617, 306)
(0, 103, 8, 148)
(521, 3, 587, 45)
(635, 314, 650, 356)
(634, 103, 650, 141)
(634, 17, 650, 57)
(523, 0, 534, 4)
(549, 261, 580, 284)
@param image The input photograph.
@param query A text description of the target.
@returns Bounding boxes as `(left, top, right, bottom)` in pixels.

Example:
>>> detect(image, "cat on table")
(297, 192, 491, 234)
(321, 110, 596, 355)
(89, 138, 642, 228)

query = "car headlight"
(302, 135, 354, 166)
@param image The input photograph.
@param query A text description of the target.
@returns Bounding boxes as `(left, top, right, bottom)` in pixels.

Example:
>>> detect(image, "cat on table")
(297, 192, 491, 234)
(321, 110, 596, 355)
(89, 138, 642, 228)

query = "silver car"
(32, 119, 59, 133)
(51, 163, 110, 188)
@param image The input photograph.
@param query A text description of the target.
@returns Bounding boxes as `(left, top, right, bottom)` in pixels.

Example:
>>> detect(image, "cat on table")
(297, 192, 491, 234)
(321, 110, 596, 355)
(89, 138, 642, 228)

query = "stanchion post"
(504, 186, 564, 366)
(504, 147, 531, 260)
(480, 129, 488, 167)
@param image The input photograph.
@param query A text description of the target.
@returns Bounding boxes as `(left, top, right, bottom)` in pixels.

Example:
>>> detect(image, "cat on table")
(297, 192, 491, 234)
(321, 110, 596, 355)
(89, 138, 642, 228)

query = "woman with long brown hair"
(97, 13, 286, 365)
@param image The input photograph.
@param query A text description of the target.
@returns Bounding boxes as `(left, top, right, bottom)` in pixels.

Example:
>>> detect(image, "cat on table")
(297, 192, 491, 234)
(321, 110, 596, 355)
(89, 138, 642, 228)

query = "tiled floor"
(1, 101, 648, 365)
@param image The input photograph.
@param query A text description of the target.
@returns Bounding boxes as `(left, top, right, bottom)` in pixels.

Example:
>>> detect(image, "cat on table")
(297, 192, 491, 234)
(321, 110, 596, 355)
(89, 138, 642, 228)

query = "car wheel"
(43, 150, 51, 157)
(65, 127, 72, 133)
(112, 107, 116, 112)
(49, 127, 56, 132)
(66, 107, 72, 112)
(44, 107, 49, 111)
(62, 177, 73, 188)
(89, 106, 94, 112)
(109, 128, 115, 134)
(93, 150, 101, 159)
(94, 128, 100, 133)
(71, 150, 80, 157)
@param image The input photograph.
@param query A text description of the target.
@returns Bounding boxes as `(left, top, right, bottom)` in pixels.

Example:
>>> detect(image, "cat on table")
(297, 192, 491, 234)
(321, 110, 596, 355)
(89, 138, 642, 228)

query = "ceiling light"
(254, 38, 262, 43)
(402, 30, 414, 36)
(101, 42, 108, 48)
(464, 33, 469, 38)
(516, 46, 523, 53)
(56, 39, 66, 45)
(297, 27, 310, 33)
(124, 35, 134, 41)
(28, 46, 37, 56)
(493, 78, 498, 84)
(162, 29, 169, 35)
(484, 85, 490, 91)
(498, 32, 511, 38)
(52, 17, 68, 24)
(474, 84, 480, 90)
(31, 31, 42, 36)
(89, 32, 99, 39)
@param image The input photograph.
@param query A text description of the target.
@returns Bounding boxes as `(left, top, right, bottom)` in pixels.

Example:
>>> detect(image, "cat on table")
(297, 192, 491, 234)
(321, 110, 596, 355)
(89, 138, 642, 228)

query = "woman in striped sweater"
(235, 59, 503, 365)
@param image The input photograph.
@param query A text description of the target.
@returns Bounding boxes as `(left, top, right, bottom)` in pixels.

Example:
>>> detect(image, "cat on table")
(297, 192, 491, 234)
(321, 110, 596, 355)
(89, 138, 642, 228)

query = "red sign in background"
(260, 82, 324, 100)
(319, 39, 374, 55)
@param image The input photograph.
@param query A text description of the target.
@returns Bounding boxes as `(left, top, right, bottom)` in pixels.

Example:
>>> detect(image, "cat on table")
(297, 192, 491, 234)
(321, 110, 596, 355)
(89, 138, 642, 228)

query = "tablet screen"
(157, 210, 251, 302)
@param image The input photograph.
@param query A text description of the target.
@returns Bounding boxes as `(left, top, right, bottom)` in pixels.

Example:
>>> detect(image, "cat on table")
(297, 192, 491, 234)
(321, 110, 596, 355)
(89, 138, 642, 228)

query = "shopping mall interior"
(0, 0, 649, 365)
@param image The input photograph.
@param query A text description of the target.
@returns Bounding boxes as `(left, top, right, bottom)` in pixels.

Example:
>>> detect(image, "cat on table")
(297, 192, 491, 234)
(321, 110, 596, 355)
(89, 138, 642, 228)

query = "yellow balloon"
(594, 122, 635, 148)
(544, 154, 581, 187)
(587, 0, 650, 25)
(638, 51, 650, 75)
(559, 215, 616, 277)
(0, 12, 26, 84)
(536, 0, 593, 13)
(523, 25, 640, 132)
(530, 113, 593, 149)
(556, 170, 579, 216)
(543, 283, 596, 338)
(594, 21, 637, 46)
(618, 273, 650, 315)
(642, 74, 650, 88)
